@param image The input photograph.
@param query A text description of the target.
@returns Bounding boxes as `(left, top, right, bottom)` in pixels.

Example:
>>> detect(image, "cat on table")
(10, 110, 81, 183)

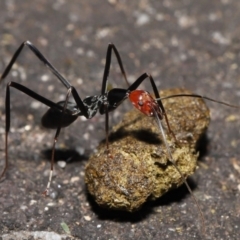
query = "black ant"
(0, 41, 239, 235)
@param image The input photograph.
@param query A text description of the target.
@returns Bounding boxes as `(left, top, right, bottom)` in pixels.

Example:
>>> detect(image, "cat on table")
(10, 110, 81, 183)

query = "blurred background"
(0, 0, 240, 239)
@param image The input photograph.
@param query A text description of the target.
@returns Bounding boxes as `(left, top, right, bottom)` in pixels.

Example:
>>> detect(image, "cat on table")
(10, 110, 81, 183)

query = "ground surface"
(0, 0, 240, 240)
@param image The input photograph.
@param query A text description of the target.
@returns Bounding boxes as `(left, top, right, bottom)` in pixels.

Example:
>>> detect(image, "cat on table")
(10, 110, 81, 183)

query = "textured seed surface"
(85, 88, 210, 212)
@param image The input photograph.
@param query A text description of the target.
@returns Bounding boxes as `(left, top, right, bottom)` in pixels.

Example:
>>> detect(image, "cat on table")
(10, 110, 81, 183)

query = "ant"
(0, 41, 239, 235)
(0, 41, 175, 194)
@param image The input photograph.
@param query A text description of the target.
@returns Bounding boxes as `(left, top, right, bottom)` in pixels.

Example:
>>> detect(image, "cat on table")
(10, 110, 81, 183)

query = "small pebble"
(57, 161, 67, 169)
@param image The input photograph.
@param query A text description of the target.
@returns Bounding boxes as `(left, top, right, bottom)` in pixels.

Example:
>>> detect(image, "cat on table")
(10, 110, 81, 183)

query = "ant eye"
(138, 100, 144, 106)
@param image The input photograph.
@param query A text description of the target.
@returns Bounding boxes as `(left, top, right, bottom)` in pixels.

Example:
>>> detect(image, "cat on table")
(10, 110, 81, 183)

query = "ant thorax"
(83, 95, 106, 118)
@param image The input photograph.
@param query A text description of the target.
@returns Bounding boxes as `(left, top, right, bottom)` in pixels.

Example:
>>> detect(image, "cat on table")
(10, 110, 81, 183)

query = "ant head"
(128, 90, 158, 117)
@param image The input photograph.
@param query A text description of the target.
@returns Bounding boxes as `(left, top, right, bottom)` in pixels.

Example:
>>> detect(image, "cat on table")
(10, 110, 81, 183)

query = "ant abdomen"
(41, 101, 79, 129)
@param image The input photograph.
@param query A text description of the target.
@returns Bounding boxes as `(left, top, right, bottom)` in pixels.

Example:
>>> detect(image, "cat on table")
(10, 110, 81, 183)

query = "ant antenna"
(158, 93, 240, 109)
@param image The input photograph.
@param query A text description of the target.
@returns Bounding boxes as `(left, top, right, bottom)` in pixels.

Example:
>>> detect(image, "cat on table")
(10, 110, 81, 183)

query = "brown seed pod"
(85, 88, 210, 212)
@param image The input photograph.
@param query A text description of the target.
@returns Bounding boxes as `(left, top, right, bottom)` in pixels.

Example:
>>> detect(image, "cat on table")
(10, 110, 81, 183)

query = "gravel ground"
(0, 1, 240, 240)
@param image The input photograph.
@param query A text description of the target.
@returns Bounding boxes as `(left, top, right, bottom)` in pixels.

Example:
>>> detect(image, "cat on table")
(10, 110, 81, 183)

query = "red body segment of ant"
(128, 90, 160, 117)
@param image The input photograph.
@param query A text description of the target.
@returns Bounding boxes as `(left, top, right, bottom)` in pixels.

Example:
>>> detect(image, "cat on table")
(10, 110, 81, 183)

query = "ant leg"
(43, 88, 73, 196)
(0, 81, 77, 195)
(147, 74, 178, 142)
(101, 43, 129, 95)
(1, 84, 10, 180)
(153, 108, 205, 234)
(1, 41, 89, 118)
(104, 105, 110, 151)
(1, 41, 71, 89)
(0, 81, 66, 180)
(100, 44, 130, 151)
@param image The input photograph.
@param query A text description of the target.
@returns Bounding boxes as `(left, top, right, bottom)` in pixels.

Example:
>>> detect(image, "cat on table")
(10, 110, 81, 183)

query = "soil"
(0, 1, 240, 239)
